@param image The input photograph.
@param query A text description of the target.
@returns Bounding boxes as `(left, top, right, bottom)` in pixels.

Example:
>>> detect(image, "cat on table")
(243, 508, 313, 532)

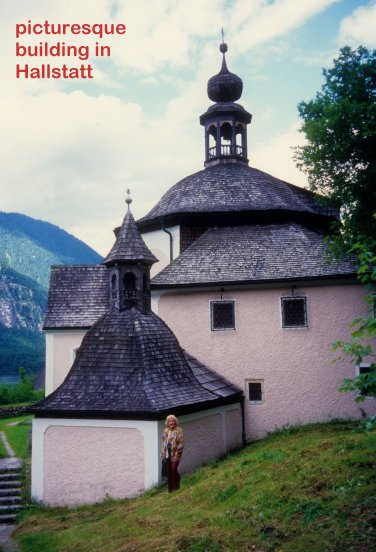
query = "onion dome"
(207, 42, 243, 103)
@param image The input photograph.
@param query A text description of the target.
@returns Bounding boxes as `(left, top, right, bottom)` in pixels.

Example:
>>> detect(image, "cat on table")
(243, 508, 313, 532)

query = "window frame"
(281, 296, 308, 329)
(210, 300, 236, 331)
(245, 379, 264, 404)
(356, 364, 375, 400)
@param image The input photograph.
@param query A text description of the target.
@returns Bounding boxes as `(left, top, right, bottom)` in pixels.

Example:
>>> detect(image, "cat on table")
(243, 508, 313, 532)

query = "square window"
(211, 301, 235, 331)
(246, 380, 264, 403)
(281, 297, 307, 328)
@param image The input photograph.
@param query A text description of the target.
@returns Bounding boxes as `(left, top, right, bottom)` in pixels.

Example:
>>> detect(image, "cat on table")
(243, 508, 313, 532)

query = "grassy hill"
(15, 420, 376, 551)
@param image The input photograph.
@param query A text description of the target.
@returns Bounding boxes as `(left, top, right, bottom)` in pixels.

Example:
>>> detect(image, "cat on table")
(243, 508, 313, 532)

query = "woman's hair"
(165, 414, 178, 426)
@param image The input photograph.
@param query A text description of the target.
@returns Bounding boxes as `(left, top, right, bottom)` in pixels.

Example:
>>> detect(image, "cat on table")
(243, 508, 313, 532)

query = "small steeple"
(200, 37, 252, 167)
(102, 191, 157, 313)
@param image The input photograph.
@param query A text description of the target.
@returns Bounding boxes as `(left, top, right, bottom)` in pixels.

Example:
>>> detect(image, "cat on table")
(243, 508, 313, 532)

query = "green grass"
(13, 420, 376, 551)
(0, 415, 32, 458)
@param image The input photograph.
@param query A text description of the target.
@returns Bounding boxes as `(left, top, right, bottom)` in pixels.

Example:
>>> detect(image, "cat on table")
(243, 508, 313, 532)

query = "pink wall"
(180, 408, 242, 473)
(225, 408, 242, 451)
(158, 284, 376, 440)
(43, 426, 144, 506)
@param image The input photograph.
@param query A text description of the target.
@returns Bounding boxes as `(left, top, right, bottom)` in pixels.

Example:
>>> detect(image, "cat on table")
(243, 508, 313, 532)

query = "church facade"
(139, 41, 375, 441)
(36, 42, 375, 504)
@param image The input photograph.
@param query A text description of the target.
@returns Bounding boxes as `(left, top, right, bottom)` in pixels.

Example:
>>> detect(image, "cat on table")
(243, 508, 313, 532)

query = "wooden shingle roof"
(33, 307, 242, 418)
(103, 210, 157, 266)
(151, 223, 357, 288)
(138, 164, 338, 231)
(43, 265, 109, 329)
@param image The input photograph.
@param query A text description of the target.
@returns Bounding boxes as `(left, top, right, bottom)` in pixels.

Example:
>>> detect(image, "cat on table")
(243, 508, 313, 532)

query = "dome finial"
(207, 34, 243, 103)
(125, 188, 132, 211)
(220, 28, 228, 55)
(219, 28, 228, 70)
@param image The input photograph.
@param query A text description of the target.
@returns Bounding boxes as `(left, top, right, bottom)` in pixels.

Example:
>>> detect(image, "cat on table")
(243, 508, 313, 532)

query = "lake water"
(0, 376, 20, 385)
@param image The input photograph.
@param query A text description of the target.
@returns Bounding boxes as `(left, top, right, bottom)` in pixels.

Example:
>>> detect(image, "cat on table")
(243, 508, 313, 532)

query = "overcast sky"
(1, 0, 375, 256)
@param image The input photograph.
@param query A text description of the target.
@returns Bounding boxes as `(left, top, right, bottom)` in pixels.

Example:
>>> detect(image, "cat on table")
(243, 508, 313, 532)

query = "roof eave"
(151, 273, 359, 290)
(29, 394, 243, 420)
(138, 209, 339, 233)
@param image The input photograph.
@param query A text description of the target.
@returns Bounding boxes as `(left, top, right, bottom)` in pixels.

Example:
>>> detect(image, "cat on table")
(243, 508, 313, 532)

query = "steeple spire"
(102, 192, 157, 313)
(200, 39, 252, 167)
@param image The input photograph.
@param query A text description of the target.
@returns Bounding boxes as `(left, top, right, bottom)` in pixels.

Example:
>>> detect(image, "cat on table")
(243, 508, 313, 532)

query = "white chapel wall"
(45, 330, 87, 395)
(141, 226, 180, 276)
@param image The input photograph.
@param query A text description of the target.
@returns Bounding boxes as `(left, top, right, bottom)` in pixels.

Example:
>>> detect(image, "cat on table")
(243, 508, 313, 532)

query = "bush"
(0, 368, 44, 406)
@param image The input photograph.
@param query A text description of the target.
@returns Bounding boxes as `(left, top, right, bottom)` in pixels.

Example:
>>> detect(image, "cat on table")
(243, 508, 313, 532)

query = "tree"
(295, 46, 376, 402)
(295, 46, 376, 248)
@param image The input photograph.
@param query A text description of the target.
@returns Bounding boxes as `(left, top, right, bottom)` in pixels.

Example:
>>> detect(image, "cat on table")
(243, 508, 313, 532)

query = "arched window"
(123, 272, 136, 290)
(123, 272, 137, 300)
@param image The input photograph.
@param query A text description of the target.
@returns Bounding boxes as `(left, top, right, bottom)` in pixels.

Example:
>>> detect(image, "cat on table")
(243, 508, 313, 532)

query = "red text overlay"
(15, 20, 126, 80)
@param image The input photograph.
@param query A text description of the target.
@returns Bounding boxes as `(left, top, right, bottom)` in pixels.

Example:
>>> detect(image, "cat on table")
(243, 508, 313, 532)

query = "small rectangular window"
(357, 365, 375, 398)
(281, 297, 307, 328)
(211, 301, 235, 331)
(246, 380, 264, 403)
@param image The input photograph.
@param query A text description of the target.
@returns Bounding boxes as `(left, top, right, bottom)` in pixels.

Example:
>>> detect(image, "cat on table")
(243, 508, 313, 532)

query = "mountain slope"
(0, 212, 102, 377)
(0, 212, 101, 289)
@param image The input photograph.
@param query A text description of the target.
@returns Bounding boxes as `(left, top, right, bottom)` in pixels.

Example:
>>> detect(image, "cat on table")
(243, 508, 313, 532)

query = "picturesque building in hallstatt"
(31, 42, 375, 506)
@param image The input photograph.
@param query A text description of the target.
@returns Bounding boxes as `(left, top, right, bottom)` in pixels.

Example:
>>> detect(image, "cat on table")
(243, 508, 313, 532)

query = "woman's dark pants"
(166, 459, 180, 492)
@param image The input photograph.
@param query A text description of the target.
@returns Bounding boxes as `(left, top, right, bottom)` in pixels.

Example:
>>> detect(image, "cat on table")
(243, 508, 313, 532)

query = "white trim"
(245, 379, 265, 404)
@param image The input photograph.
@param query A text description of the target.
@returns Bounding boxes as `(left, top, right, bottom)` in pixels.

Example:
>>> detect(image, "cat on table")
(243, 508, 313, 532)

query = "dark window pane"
(359, 366, 372, 396)
(248, 382, 262, 401)
(282, 298, 307, 327)
(211, 301, 235, 330)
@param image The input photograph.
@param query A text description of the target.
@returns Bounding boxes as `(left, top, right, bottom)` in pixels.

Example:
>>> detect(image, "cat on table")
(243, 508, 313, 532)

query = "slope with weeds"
(15, 420, 376, 551)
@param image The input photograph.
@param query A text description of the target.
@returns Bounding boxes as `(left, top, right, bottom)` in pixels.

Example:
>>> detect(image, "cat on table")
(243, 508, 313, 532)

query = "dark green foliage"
(295, 46, 376, 402)
(0, 325, 45, 377)
(295, 46, 376, 247)
(0, 369, 44, 406)
(332, 239, 376, 401)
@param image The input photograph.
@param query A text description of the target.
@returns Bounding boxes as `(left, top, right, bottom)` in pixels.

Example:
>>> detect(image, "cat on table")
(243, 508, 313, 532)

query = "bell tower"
(102, 190, 158, 313)
(200, 40, 252, 167)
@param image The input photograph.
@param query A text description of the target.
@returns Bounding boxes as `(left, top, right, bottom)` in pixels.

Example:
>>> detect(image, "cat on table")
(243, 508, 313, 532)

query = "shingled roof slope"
(138, 164, 338, 228)
(43, 265, 109, 329)
(103, 210, 157, 266)
(151, 223, 357, 288)
(34, 308, 242, 418)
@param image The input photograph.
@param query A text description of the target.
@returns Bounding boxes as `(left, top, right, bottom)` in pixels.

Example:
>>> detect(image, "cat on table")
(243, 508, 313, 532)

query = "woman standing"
(161, 414, 184, 492)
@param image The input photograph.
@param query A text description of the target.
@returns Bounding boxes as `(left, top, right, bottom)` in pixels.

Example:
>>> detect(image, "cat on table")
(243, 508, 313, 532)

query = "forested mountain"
(0, 212, 101, 378)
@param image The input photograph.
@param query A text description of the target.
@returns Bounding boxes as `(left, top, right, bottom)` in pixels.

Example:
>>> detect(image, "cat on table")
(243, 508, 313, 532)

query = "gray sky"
(1, 0, 375, 255)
